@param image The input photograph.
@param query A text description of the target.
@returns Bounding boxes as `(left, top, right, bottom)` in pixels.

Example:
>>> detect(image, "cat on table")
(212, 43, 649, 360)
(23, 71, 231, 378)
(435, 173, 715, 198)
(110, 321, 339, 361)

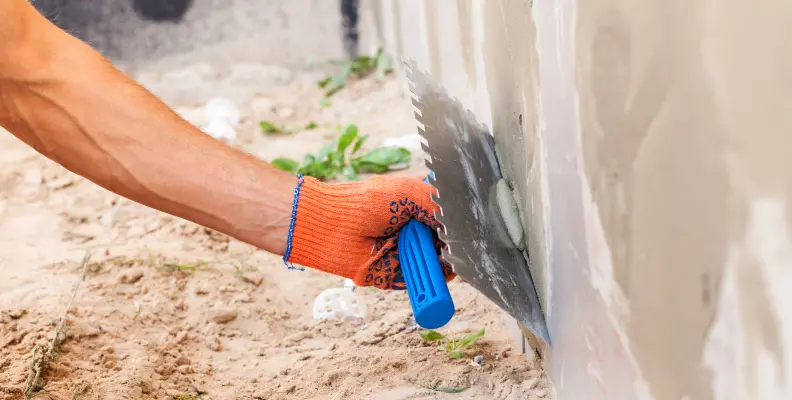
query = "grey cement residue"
(494, 179, 526, 250)
(481, 0, 547, 312)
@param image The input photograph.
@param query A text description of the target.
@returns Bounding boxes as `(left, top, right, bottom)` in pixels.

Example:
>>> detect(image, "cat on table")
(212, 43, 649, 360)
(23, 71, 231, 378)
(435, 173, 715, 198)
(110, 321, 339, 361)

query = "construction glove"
(283, 174, 456, 289)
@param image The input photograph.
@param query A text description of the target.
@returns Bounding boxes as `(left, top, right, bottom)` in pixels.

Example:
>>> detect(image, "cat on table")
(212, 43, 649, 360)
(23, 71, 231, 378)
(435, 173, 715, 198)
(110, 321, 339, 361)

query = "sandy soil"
(0, 70, 552, 400)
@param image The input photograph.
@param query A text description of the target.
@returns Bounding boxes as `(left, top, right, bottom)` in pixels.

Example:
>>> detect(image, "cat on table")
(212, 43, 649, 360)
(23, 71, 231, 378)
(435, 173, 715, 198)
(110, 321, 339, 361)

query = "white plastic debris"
(312, 279, 366, 321)
(201, 97, 240, 142)
(202, 119, 237, 142)
(204, 97, 241, 125)
(381, 133, 424, 152)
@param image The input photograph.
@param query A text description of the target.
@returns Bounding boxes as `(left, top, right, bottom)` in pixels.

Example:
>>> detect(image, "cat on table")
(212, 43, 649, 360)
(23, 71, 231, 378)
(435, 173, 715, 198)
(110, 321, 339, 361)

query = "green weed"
(260, 120, 318, 135)
(161, 260, 206, 273)
(271, 124, 410, 181)
(232, 262, 257, 276)
(317, 47, 393, 100)
(419, 328, 486, 359)
(170, 394, 202, 400)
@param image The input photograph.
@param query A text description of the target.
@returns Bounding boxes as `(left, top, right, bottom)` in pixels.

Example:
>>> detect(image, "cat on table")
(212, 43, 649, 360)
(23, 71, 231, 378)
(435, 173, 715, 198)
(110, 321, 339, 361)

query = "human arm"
(0, 0, 455, 289)
(0, 0, 295, 255)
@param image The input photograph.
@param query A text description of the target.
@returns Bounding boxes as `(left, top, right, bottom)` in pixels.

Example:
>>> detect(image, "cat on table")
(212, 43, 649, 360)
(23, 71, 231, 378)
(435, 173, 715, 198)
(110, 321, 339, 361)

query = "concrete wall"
(29, 0, 382, 104)
(32, 0, 378, 71)
(371, 1, 792, 399)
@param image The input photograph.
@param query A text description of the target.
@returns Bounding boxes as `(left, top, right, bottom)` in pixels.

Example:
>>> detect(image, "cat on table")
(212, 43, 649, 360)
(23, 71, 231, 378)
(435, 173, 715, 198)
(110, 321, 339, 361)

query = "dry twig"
(23, 252, 91, 400)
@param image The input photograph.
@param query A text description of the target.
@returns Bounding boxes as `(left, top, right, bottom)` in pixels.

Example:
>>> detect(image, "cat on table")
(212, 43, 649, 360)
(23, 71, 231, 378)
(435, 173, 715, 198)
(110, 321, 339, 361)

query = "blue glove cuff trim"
(283, 173, 305, 271)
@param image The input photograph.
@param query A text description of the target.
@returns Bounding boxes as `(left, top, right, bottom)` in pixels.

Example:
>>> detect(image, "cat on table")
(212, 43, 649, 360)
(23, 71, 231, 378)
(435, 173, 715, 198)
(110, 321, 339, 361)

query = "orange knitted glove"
(283, 174, 455, 290)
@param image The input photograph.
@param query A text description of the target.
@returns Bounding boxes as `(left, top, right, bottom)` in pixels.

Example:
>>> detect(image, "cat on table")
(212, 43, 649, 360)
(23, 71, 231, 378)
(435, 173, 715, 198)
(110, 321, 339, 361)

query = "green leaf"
(342, 165, 358, 181)
(260, 121, 281, 134)
(317, 49, 391, 100)
(458, 328, 486, 349)
(320, 98, 332, 108)
(272, 123, 409, 182)
(327, 150, 345, 170)
(271, 158, 299, 173)
(354, 161, 389, 173)
(317, 76, 331, 88)
(304, 121, 318, 130)
(449, 349, 466, 359)
(350, 56, 376, 74)
(302, 163, 334, 180)
(315, 143, 335, 162)
(352, 134, 369, 155)
(353, 147, 411, 172)
(323, 63, 352, 97)
(419, 330, 445, 342)
(375, 48, 393, 77)
(356, 147, 410, 165)
(299, 154, 316, 168)
(337, 125, 359, 152)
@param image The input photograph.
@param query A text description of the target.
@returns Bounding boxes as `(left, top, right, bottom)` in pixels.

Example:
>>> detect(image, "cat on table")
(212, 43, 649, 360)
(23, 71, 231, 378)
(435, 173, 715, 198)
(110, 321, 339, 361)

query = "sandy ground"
(0, 69, 552, 400)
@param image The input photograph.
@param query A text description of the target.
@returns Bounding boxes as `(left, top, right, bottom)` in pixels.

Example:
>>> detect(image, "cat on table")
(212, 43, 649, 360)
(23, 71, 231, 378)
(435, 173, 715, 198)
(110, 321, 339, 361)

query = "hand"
(284, 174, 456, 289)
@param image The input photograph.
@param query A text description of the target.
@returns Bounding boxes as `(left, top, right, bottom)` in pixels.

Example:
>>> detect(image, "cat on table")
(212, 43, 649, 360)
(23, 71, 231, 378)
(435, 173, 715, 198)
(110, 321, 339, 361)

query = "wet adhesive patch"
(495, 179, 526, 250)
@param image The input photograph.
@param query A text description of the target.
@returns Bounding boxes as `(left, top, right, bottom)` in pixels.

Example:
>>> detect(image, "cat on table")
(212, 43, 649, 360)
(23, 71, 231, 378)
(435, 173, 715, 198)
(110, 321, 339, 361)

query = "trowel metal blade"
(404, 59, 551, 344)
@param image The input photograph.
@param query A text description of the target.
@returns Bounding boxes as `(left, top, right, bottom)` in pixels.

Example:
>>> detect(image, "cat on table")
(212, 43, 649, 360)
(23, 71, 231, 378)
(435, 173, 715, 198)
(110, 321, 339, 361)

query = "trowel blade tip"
(519, 316, 552, 345)
(534, 323, 552, 345)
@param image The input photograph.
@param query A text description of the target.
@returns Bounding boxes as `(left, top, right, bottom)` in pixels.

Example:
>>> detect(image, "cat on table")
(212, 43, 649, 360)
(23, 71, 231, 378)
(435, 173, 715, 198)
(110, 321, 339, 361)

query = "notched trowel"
(404, 59, 551, 344)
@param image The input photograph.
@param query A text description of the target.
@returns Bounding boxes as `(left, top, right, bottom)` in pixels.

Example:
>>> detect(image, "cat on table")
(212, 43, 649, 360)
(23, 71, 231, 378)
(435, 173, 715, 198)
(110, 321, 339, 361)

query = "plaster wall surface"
(371, 1, 792, 399)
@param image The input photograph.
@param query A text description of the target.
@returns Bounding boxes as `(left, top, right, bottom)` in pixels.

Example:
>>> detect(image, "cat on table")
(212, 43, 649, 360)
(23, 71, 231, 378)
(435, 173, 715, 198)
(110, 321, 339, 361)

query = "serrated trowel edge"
(402, 58, 497, 251)
(401, 58, 551, 344)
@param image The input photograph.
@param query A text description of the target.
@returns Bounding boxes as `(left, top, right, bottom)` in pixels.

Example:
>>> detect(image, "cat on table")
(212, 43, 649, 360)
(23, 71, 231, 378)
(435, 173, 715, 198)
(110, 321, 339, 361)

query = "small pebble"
(176, 356, 192, 366)
(6, 308, 27, 319)
(232, 293, 252, 303)
(241, 273, 264, 286)
(205, 335, 223, 352)
(126, 225, 146, 238)
(210, 309, 238, 324)
(174, 330, 189, 344)
(118, 270, 144, 284)
(177, 364, 193, 374)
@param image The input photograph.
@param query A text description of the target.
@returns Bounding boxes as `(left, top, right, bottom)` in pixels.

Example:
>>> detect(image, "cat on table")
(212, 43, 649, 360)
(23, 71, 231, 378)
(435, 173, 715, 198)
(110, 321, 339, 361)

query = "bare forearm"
(0, 5, 294, 254)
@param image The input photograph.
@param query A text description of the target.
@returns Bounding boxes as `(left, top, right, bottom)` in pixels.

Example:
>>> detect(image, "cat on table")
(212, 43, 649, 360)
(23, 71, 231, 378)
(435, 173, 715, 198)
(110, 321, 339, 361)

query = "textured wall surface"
(372, 1, 792, 399)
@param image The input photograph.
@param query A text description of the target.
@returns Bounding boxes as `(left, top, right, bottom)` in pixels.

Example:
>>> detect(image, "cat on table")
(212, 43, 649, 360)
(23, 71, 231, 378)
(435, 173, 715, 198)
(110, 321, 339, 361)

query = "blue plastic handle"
(399, 218, 455, 329)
